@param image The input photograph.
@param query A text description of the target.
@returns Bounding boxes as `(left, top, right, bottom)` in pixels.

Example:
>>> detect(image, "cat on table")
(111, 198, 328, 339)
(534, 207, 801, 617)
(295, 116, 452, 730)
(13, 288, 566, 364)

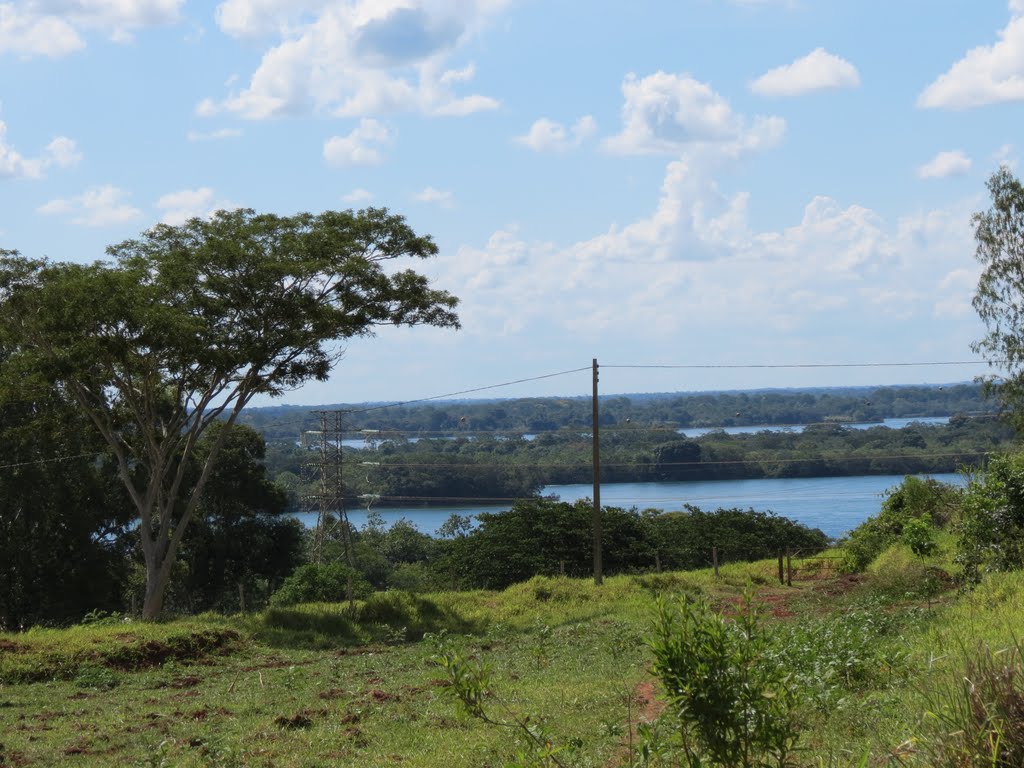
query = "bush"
(269, 563, 372, 607)
(649, 592, 800, 767)
(840, 476, 960, 573)
(957, 453, 1024, 585)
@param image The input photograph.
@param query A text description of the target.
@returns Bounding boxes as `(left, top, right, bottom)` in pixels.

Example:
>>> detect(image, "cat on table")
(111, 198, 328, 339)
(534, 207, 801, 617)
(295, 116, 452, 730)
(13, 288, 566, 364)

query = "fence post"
(777, 552, 785, 585)
(786, 550, 793, 587)
(712, 546, 719, 579)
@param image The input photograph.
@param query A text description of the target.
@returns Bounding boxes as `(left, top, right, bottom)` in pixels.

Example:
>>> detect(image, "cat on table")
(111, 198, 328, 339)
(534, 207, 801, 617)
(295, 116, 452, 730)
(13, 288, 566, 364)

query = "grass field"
(2, 553, 1023, 767)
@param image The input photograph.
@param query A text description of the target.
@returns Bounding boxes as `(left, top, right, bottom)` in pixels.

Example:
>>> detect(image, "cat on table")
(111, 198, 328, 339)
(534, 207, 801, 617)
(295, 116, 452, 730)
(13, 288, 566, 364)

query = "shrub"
(957, 453, 1024, 585)
(649, 592, 800, 767)
(840, 476, 960, 573)
(269, 563, 372, 607)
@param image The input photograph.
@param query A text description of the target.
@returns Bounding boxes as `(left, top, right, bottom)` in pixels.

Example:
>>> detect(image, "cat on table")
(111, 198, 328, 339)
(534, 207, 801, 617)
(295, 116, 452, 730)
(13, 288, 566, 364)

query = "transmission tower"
(302, 410, 355, 570)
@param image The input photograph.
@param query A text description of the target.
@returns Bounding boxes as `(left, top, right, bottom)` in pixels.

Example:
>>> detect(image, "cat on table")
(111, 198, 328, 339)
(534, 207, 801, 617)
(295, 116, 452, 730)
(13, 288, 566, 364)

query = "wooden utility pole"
(592, 358, 603, 585)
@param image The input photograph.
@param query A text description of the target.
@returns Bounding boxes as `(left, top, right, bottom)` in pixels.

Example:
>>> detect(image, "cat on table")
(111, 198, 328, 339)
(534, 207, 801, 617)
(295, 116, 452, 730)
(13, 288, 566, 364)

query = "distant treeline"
(263, 413, 1016, 508)
(242, 383, 993, 441)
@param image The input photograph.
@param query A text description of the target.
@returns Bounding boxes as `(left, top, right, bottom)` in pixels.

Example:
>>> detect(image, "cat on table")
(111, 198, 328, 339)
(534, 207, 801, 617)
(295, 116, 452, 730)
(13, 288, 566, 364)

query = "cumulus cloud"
(918, 3, 1024, 109)
(750, 48, 860, 97)
(413, 186, 455, 208)
(0, 122, 80, 179)
(0, 0, 183, 57)
(604, 72, 785, 157)
(426, 156, 976, 376)
(37, 185, 142, 227)
(323, 119, 395, 167)
(917, 150, 972, 179)
(155, 187, 236, 225)
(203, 0, 505, 119)
(515, 115, 596, 152)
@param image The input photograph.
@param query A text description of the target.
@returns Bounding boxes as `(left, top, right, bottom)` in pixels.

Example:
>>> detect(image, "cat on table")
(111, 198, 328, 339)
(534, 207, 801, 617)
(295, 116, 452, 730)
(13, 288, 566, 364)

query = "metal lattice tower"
(302, 411, 355, 569)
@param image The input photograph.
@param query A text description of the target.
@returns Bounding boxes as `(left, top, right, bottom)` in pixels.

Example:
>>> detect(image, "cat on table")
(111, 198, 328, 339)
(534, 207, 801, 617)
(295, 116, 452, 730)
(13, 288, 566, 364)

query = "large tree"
(972, 167, 1024, 428)
(0, 208, 459, 618)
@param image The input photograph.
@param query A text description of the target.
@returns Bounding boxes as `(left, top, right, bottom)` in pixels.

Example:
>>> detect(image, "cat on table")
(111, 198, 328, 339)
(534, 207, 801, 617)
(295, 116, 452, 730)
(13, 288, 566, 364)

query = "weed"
(917, 640, 1024, 767)
(73, 663, 119, 690)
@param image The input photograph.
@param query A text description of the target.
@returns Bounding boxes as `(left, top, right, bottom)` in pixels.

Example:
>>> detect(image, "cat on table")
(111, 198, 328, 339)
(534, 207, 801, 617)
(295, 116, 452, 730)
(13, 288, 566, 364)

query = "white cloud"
(342, 188, 374, 203)
(918, 5, 1024, 109)
(0, 1, 183, 57)
(0, 122, 80, 179)
(37, 185, 142, 227)
(750, 48, 860, 97)
(413, 186, 455, 208)
(0, 4, 82, 57)
(427, 156, 976, 372)
(515, 115, 596, 152)
(604, 72, 785, 157)
(203, 0, 504, 119)
(186, 128, 242, 141)
(323, 119, 395, 167)
(917, 150, 972, 179)
(155, 187, 235, 225)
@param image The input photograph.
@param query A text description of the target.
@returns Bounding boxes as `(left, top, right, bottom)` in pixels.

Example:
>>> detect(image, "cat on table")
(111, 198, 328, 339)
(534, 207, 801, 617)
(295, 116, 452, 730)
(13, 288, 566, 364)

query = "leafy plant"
(649, 591, 800, 767)
(269, 562, 372, 606)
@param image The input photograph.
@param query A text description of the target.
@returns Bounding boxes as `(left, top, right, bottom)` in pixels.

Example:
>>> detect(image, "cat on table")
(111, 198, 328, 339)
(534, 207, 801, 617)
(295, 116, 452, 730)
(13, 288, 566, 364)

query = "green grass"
(2, 560, 1024, 766)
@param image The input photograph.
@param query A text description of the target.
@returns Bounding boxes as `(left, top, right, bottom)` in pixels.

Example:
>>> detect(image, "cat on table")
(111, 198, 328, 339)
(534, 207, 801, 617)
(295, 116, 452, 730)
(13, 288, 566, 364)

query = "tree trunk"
(141, 551, 175, 620)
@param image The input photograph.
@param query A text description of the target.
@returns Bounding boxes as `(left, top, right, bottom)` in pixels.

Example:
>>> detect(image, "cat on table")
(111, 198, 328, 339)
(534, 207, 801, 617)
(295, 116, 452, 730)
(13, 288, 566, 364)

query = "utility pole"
(592, 358, 603, 585)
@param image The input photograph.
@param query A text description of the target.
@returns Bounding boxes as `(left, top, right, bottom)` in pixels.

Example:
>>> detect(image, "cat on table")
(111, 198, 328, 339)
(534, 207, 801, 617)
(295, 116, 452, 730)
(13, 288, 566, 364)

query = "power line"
(0, 451, 100, 471)
(603, 360, 999, 370)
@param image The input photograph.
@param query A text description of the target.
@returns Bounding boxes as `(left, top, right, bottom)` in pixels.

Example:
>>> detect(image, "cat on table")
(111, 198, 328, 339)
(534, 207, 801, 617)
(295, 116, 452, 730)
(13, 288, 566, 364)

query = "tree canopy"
(972, 167, 1024, 428)
(0, 207, 459, 618)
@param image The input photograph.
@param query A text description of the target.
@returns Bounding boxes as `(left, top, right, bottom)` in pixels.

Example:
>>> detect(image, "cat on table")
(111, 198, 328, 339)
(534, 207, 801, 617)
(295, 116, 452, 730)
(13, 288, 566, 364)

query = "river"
(292, 471, 965, 540)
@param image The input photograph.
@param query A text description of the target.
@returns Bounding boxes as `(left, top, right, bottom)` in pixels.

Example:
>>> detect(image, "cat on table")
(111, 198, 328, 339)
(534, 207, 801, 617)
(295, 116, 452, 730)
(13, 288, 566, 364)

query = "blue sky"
(2, 0, 1022, 405)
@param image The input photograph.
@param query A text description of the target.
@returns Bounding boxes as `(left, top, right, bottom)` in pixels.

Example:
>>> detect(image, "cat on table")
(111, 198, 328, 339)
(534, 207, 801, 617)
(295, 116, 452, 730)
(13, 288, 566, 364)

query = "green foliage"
(269, 562, 372, 606)
(0, 365, 131, 629)
(957, 453, 1024, 585)
(902, 518, 937, 558)
(971, 167, 1024, 431)
(771, 599, 915, 711)
(867, 546, 948, 600)
(180, 423, 306, 613)
(0, 208, 459, 619)
(840, 476, 960, 573)
(918, 641, 1024, 767)
(649, 592, 800, 767)
(455, 499, 828, 591)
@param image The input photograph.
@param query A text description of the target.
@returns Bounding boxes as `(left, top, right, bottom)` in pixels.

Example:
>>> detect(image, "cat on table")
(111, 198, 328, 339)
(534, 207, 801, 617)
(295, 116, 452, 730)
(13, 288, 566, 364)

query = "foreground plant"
(649, 591, 800, 768)
(918, 640, 1024, 767)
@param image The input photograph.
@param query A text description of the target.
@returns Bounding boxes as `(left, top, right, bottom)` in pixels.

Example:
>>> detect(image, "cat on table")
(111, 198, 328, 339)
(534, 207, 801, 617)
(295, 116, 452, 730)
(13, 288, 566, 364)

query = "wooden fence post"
(778, 552, 785, 585)
(712, 546, 719, 579)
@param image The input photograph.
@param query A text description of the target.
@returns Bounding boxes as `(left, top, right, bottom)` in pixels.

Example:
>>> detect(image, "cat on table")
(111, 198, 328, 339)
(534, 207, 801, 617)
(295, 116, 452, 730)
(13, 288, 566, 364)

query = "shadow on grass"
(251, 592, 486, 650)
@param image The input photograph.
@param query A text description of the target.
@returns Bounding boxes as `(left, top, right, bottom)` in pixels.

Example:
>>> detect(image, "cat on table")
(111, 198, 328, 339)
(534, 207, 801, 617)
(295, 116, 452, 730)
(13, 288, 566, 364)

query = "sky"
(1, 0, 1022, 406)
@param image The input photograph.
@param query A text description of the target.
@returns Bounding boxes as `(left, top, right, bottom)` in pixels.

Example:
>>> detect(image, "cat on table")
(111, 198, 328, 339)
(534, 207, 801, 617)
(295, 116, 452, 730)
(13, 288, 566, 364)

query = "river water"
(292, 471, 965, 540)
